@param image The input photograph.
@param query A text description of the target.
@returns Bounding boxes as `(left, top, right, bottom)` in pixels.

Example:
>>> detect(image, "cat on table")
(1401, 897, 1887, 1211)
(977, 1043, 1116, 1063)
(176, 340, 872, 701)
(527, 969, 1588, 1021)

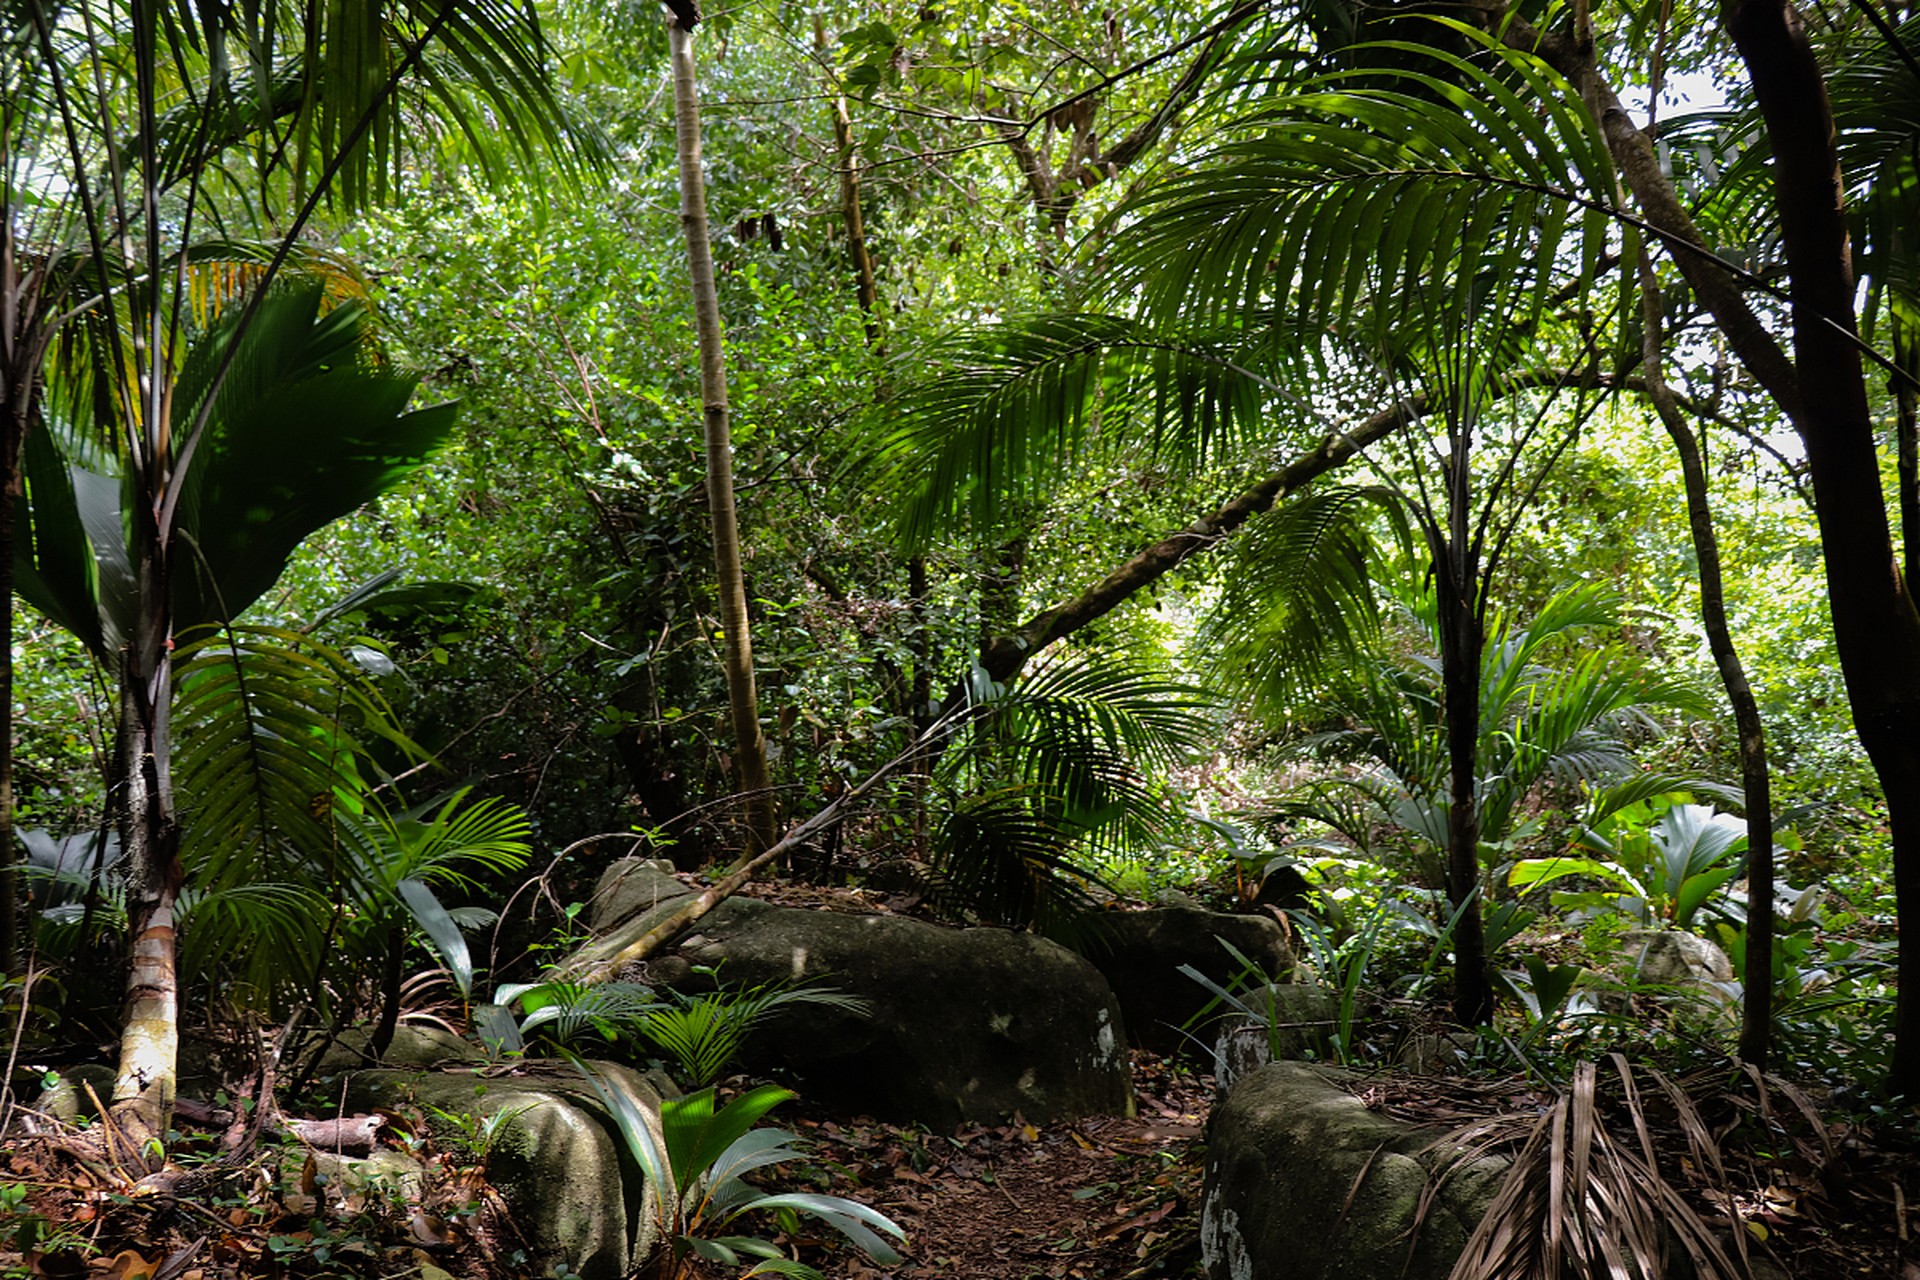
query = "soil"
(5, 868, 1919, 1278)
(6, 1048, 1920, 1279)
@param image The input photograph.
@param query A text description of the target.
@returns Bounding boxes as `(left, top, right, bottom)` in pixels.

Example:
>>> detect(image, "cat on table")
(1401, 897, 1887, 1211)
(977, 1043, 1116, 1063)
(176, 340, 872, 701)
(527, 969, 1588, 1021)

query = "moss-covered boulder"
(1080, 907, 1295, 1055)
(639, 896, 1133, 1127)
(1210, 984, 1343, 1091)
(341, 1062, 664, 1280)
(1201, 1062, 1508, 1280)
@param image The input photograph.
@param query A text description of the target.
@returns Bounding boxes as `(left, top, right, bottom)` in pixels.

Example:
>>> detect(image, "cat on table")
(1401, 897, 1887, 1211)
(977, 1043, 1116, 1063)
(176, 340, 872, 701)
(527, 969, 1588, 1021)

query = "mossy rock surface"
(639, 896, 1133, 1127)
(1201, 1061, 1507, 1280)
(1209, 983, 1343, 1091)
(341, 1061, 664, 1280)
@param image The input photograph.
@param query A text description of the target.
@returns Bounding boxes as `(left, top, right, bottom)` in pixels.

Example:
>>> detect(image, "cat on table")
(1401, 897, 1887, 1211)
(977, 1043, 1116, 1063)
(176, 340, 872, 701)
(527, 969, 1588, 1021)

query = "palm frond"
(1201, 484, 1411, 716)
(1447, 1059, 1754, 1280)
(1109, 22, 1617, 347)
(1829, 9, 1920, 329)
(176, 880, 332, 1003)
(171, 624, 417, 899)
(871, 313, 1281, 548)
(169, 284, 458, 629)
(928, 790, 1113, 939)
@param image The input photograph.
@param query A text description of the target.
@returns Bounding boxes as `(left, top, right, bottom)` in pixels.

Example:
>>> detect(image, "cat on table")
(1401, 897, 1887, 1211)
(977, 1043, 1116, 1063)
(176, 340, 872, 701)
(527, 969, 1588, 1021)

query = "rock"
(1210, 984, 1342, 1092)
(1392, 1031, 1478, 1075)
(1080, 908, 1295, 1055)
(34, 1063, 119, 1124)
(317, 1024, 487, 1072)
(1201, 1062, 1508, 1280)
(565, 858, 704, 978)
(1253, 864, 1313, 913)
(1621, 930, 1734, 987)
(342, 1061, 664, 1280)
(588, 858, 694, 932)
(306, 1149, 427, 1204)
(640, 896, 1133, 1127)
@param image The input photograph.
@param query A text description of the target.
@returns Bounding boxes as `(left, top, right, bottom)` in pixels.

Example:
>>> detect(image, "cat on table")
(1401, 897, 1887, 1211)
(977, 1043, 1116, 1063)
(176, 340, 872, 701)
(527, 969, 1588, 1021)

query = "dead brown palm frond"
(1445, 1058, 1759, 1280)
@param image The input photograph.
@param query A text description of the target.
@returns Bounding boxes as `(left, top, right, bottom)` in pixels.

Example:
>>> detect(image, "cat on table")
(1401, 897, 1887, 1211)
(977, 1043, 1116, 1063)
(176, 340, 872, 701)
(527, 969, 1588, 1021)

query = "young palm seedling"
(569, 1058, 905, 1279)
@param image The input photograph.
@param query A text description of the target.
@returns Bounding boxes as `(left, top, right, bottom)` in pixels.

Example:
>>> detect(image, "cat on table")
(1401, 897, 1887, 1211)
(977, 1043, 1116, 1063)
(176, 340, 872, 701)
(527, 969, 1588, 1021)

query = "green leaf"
(397, 878, 474, 1001)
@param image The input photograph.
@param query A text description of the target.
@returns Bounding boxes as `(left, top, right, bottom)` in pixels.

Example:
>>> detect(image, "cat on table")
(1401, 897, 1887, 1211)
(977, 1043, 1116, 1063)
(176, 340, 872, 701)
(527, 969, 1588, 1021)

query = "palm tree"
(19, 285, 457, 1157)
(7, 0, 590, 1159)
(1220, 563, 1705, 913)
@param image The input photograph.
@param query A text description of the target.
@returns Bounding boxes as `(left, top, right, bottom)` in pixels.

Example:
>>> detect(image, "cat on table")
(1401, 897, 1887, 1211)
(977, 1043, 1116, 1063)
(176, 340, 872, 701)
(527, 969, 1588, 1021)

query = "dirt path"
(763, 1052, 1212, 1280)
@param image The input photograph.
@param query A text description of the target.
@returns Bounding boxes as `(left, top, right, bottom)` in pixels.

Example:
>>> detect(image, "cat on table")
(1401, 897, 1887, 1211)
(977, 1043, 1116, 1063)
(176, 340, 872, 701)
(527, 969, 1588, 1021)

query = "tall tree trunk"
(1896, 320, 1919, 585)
(1725, 0, 1920, 1095)
(1508, 0, 1920, 1095)
(1639, 256, 1775, 1068)
(110, 523, 181, 1167)
(1434, 435, 1492, 1027)
(668, 12, 776, 854)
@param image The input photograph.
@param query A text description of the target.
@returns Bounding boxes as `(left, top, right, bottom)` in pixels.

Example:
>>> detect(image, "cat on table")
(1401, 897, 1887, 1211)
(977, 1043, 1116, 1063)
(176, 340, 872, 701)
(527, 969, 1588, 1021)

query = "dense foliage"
(6, 0, 1920, 1268)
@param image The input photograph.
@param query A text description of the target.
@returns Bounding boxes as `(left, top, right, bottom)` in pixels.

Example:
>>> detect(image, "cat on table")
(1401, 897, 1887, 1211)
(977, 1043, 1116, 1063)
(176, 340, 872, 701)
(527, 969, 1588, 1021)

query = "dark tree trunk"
(1434, 434, 1492, 1027)
(1640, 259, 1775, 1068)
(1725, 0, 1920, 1094)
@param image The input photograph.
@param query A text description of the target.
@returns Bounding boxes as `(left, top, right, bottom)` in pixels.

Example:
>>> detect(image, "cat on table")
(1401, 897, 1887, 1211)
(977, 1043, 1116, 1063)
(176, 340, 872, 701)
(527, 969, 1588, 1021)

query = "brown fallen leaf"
(92, 1251, 154, 1280)
(409, 1209, 449, 1247)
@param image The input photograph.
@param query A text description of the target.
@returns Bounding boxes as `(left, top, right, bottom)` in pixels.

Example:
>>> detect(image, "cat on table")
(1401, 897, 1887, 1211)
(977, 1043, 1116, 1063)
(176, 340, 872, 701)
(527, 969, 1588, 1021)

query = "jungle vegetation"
(3, 0, 1917, 1197)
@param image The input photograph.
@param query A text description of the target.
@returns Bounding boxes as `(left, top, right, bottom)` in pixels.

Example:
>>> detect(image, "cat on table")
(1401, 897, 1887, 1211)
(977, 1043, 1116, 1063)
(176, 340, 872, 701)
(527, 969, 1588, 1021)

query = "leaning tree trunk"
(1639, 257, 1775, 1068)
(1725, 0, 1920, 1096)
(1506, 1, 1920, 1096)
(668, 10, 776, 855)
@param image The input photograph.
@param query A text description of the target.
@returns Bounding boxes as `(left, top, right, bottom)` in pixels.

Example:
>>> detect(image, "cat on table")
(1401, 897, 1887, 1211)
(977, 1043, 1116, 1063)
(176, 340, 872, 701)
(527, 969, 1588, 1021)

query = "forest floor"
(9, 1042, 1920, 1279)
(5, 1042, 1920, 1278)
(0, 1049, 1213, 1280)
(5, 870, 1920, 1277)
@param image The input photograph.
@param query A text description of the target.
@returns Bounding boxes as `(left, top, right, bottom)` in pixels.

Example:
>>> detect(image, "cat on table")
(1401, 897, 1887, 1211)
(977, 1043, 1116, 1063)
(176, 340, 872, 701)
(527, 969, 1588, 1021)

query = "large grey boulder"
(1080, 907, 1295, 1055)
(1201, 1062, 1508, 1280)
(342, 1062, 664, 1280)
(566, 858, 701, 976)
(638, 895, 1133, 1127)
(1210, 984, 1343, 1092)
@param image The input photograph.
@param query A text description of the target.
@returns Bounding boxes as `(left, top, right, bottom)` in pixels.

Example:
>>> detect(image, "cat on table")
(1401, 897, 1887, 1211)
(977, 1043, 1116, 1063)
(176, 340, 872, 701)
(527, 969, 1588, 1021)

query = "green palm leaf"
(1202, 485, 1412, 715)
(872, 313, 1280, 548)
(1109, 23, 1616, 344)
(172, 624, 416, 902)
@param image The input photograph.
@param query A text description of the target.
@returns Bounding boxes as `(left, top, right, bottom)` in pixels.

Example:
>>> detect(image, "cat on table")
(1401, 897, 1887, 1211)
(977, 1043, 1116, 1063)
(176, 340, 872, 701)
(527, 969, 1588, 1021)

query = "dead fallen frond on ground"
(1435, 1054, 1825, 1280)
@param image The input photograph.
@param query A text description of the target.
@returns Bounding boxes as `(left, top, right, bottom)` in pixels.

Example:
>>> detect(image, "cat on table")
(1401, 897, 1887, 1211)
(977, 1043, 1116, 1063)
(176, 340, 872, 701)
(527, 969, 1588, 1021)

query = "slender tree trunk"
(1896, 320, 1919, 585)
(110, 522, 181, 1166)
(977, 536, 1028, 661)
(816, 16, 883, 353)
(668, 14, 776, 855)
(1434, 437, 1492, 1027)
(1508, 0, 1920, 1095)
(1, 393, 22, 978)
(1639, 257, 1775, 1068)
(1725, 0, 1920, 1096)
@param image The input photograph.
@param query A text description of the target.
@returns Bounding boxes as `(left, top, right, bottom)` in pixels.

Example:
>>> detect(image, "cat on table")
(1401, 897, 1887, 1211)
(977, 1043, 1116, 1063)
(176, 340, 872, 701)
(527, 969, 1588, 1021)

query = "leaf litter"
(7, 1046, 1920, 1278)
